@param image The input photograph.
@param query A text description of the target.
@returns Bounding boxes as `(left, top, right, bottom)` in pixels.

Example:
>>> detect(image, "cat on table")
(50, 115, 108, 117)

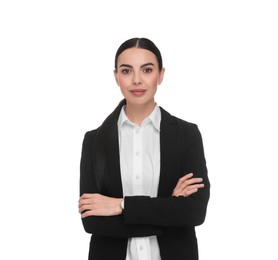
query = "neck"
(125, 101, 156, 125)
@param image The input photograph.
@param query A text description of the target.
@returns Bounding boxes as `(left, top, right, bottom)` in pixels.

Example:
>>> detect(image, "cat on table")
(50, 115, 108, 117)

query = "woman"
(79, 37, 210, 260)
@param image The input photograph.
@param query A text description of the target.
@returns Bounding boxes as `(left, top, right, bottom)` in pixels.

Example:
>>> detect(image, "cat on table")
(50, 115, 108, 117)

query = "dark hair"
(114, 37, 163, 71)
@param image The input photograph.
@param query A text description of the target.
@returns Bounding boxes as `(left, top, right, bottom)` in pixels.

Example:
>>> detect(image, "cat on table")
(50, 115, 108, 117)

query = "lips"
(130, 89, 146, 97)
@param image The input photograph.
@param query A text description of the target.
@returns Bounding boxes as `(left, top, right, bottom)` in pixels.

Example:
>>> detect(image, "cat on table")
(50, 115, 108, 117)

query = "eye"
(143, 67, 153, 73)
(121, 68, 131, 74)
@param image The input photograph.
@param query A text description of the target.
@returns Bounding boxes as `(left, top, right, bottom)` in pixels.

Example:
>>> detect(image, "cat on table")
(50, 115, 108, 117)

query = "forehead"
(117, 47, 158, 67)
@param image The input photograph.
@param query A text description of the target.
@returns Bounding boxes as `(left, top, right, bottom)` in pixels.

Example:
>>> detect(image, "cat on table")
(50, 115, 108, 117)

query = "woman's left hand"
(79, 193, 123, 218)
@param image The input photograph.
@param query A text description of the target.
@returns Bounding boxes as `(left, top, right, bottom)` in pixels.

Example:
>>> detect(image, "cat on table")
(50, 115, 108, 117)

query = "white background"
(0, 0, 277, 259)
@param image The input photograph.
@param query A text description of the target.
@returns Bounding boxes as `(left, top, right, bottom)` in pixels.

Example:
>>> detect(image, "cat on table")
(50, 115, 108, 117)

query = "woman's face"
(114, 47, 164, 107)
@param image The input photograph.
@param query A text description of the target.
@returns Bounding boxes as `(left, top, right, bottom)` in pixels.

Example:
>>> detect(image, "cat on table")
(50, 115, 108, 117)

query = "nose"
(132, 71, 142, 85)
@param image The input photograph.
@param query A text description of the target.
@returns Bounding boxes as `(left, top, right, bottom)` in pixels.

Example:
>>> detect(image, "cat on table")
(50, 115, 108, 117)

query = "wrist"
(120, 198, 125, 210)
(115, 198, 124, 215)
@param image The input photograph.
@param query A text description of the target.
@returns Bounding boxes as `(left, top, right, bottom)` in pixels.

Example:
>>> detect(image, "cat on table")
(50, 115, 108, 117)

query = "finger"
(79, 198, 92, 208)
(184, 177, 203, 186)
(173, 183, 204, 197)
(181, 183, 204, 193)
(80, 193, 100, 199)
(177, 173, 194, 184)
(178, 177, 203, 189)
(81, 210, 94, 218)
(174, 173, 193, 189)
(176, 188, 198, 197)
(174, 188, 197, 197)
(182, 184, 205, 196)
(79, 204, 94, 213)
(80, 193, 90, 199)
(82, 208, 106, 218)
(176, 175, 203, 189)
(175, 177, 203, 192)
(185, 188, 198, 196)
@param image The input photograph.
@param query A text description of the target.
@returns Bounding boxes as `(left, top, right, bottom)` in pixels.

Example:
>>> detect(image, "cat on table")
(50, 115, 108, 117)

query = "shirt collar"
(117, 104, 161, 131)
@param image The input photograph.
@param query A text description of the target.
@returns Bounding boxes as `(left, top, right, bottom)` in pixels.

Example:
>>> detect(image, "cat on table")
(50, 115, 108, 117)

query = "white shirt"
(118, 104, 162, 260)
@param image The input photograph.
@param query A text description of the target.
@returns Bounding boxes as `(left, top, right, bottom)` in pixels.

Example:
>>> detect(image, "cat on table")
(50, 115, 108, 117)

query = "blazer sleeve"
(123, 124, 210, 227)
(80, 131, 163, 238)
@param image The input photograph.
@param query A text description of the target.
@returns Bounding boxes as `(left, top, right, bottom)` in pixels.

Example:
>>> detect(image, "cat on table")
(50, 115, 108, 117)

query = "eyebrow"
(119, 62, 155, 69)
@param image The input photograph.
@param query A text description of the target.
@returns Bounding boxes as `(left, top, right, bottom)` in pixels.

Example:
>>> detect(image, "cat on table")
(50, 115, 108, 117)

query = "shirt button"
(139, 246, 143, 251)
(135, 151, 140, 156)
(135, 175, 140, 180)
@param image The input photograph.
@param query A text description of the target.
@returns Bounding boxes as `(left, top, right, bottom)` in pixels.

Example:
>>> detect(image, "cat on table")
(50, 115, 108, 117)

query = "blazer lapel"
(106, 124, 124, 198)
(158, 108, 180, 197)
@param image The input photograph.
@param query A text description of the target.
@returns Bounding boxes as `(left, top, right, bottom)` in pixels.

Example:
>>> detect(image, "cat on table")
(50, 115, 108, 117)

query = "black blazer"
(80, 106, 210, 260)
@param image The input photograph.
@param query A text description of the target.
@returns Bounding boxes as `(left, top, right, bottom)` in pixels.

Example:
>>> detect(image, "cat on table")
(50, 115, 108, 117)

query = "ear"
(114, 69, 120, 86)
(158, 67, 165, 85)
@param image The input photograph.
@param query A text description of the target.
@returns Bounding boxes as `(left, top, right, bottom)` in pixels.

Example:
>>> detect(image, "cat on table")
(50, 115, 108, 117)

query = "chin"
(127, 98, 155, 107)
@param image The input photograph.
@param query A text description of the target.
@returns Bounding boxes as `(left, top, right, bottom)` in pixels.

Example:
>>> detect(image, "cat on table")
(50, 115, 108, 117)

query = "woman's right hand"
(172, 173, 204, 197)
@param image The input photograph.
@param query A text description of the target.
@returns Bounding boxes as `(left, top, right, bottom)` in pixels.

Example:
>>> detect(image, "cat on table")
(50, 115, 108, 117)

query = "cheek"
(117, 77, 129, 89)
(148, 76, 160, 86)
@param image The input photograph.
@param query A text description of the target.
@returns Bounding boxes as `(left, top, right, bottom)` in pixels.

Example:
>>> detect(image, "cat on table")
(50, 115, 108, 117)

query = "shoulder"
(160, 107, 203, 141)
(174, 115, 197, 130)
(160, 107, 198, 130)
(82, 128, 99, 147)
(84, 128, 98, 137)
